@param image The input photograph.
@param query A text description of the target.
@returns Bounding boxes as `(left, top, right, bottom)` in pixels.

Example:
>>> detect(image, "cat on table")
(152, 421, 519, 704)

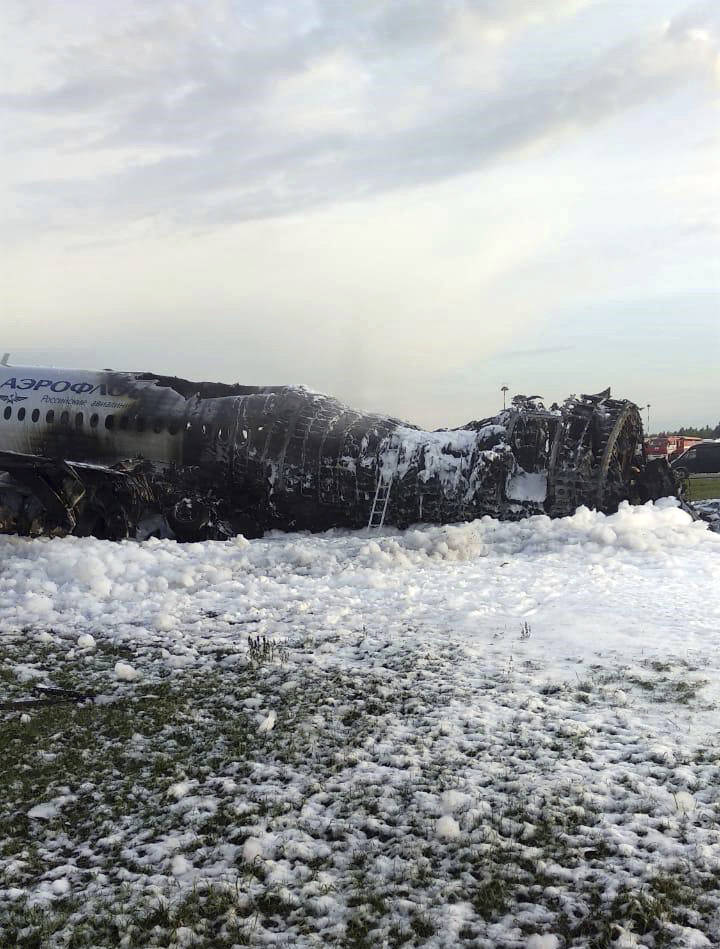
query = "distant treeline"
(652, 424, 720, 439)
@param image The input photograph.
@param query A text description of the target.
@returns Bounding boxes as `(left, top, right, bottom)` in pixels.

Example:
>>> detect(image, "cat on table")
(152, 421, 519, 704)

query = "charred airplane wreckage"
(0, 359, 682, 542)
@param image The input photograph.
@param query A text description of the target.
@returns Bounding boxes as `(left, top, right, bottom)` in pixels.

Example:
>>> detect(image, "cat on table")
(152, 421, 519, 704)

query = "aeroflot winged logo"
(0, 377, 129, 397)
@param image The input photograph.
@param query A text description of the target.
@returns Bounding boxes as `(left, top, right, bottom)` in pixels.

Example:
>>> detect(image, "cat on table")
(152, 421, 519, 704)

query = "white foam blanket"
(2, 499, 720, 947)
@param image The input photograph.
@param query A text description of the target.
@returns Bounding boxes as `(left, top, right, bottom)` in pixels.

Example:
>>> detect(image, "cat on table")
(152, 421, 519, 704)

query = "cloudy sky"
(1, 0, 718, 431)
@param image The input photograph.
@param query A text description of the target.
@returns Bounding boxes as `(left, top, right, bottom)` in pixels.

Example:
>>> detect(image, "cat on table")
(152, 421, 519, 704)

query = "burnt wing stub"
(0, 368, 682, 541)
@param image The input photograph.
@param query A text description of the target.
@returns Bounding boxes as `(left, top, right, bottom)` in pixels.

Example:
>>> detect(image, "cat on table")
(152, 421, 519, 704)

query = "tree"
(650, 423, 720, 439)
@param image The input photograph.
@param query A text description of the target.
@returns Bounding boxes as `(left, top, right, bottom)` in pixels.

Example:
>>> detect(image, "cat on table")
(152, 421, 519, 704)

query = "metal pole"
(646, 404, 651, 433)
(501, 386, 509, 411)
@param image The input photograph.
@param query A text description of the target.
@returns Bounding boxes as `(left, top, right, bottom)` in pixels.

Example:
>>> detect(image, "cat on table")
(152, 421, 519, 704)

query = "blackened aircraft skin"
(0, 362, 675, 541)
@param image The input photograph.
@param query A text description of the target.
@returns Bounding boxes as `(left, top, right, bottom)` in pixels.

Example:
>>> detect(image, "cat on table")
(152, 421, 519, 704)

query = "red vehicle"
(644, 435, 702, 461)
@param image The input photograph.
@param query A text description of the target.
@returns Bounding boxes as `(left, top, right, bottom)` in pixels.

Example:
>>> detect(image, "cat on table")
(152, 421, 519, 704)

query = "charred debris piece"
(0, 368, 686, 542)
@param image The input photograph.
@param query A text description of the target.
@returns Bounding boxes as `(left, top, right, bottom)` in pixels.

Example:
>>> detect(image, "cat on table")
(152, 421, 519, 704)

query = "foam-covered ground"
(2, 500, 720, 947)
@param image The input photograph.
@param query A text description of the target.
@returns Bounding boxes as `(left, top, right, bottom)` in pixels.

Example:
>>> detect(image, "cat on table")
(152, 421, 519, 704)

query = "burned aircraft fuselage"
(0, 364, 672, 541)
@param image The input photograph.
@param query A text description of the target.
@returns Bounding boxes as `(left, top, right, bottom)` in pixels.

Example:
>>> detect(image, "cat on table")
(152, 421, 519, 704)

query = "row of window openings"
(2, 406, 222, 439)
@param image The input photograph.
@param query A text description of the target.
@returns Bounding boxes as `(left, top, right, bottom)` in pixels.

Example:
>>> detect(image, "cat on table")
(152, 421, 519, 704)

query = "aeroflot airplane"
(0, 355, 312, 540)
(0, 355, 680, 541)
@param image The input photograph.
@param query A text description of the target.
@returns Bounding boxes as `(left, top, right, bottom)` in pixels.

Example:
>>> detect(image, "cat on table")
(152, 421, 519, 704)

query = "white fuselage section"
(0, 365, 185, 464)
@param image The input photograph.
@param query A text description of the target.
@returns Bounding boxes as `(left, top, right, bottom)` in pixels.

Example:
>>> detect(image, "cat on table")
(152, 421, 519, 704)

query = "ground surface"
(687, 476, 720, 502)
(1, 500, 720, 948)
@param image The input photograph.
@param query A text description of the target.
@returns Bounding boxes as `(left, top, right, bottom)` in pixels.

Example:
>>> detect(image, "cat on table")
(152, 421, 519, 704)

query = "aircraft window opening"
(90, 413, 99, 429)
(119, 416, 129, 430)
(168, 421, 180, 435)
(217, 427, 226, 442)
(186, 421, 192, 432)
(18, 408, 26, 422)
(46, 410, 55, 424)
(105, 415, 114, 430)
(32, 409, 40, 423)
(202, 423, 213, 439)
(76, 413, 84, 428)
(153, 419, 163, 434)
(3, 406, 11, 421)
(136, 416, 146, 433)
(60, 411, 70, 425)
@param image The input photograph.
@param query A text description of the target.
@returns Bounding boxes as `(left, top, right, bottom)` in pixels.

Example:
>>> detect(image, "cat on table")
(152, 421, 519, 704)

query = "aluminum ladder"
(368, 442, 400, 529)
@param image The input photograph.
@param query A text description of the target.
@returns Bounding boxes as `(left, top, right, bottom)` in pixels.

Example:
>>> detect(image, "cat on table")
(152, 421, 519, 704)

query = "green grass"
(3, 632, 720, 947)
(686, 475, 720, 501)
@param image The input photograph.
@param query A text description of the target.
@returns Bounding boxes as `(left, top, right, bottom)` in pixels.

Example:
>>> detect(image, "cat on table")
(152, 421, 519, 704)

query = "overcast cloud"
(1, 0, 718, 429)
